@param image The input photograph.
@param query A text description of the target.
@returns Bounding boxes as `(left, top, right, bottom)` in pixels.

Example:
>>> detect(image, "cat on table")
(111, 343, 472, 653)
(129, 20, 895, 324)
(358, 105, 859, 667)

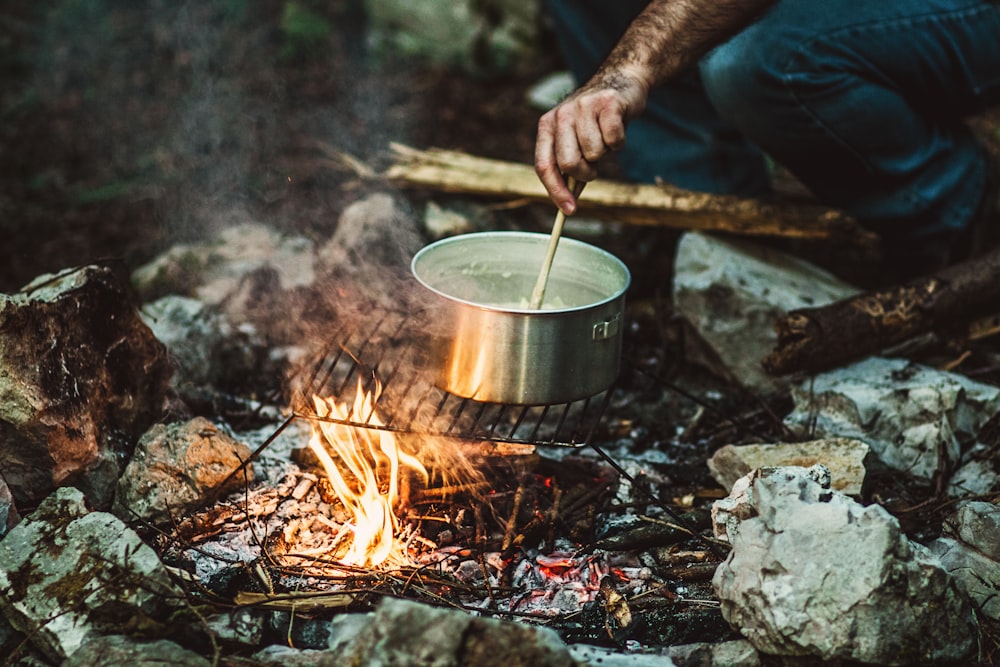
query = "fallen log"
(383, 143, 876, 245)
(762, 247, 1000, 376)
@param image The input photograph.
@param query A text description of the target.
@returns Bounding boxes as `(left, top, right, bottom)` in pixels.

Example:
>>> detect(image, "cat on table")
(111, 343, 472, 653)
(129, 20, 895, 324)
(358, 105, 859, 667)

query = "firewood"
(383, 143, 875, 245)
(762, 247, 1000, 376)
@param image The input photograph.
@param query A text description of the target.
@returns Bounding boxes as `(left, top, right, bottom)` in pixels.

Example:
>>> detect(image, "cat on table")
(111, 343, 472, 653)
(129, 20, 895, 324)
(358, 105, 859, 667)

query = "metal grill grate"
(291, 311, 614, 448)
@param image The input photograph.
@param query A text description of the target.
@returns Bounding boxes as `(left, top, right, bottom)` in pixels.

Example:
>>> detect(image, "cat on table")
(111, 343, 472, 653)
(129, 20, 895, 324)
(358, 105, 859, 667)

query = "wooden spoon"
(529, 177, 586, 309)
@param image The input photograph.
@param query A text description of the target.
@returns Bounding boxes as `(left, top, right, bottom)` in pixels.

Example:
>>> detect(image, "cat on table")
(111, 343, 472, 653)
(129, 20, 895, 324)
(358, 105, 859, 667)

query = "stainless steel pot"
(411, 231, 630, 405)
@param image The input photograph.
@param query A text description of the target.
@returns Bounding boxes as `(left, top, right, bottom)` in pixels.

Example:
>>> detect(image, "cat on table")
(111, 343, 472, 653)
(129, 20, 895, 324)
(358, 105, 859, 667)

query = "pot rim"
(411, 231, 631, 315)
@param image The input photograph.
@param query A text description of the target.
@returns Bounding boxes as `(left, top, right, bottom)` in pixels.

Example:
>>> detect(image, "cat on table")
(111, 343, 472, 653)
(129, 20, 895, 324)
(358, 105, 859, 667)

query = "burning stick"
(502, 479, 528, 554)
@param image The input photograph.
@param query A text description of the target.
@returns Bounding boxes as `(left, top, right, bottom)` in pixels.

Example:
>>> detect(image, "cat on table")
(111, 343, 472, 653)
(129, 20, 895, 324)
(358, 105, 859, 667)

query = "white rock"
(929, 501, 1000, 619)
(785, 357, 1000, 479)
(528, 71, 576, 110)
(672, 232, 858, 395)
(712, 466, 975, 664)
(0, 488, 182, 662)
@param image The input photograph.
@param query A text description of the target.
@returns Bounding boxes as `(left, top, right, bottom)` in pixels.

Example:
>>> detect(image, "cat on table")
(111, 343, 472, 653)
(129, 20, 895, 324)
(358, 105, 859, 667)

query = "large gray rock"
(0, 266, 173, 508)
(316, 191, 425, 311)
(784, 357, 1000, 480)
(929, 501, 1000, 619)
(62, 635, 210, 667)
(132, 221, 317, 308)
(672, 233, 858, 395)
(140, 295, 273, 393)
(113, 417, 253, 524)
(0, 487, 182, 662)
(340, 597, 575, 666)
(712, 467, 976, 664)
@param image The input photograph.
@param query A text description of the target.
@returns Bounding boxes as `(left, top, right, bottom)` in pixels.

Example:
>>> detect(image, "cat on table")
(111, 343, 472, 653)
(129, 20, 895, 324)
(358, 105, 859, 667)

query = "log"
(383, 144, 876, 245)
(762, 247, 1000, 376)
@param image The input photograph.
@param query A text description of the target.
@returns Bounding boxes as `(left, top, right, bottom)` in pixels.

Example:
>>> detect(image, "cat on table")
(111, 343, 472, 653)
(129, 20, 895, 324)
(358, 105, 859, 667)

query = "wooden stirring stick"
(529, 177, 586, 309)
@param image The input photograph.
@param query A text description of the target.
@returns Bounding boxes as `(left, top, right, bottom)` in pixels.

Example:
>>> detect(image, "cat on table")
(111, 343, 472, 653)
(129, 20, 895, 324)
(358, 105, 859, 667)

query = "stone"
(339, 597, 575, 666)
(0, 265, 173, 508)
(423, 200, 475, 240)
(0, 475, 19, 538)
(711, 465, 832, 543)
(205, 607, 266, 647)
(672, 232, 858, 395)
(316, 192, 425, 312)
(784, 357, 1000, 480)
(62, 635, 210, 667)
(140, 295, 273, 394)
(929, 501, 1000, 619)
(528, 71, 576, 110)
(252, 645, 340, 666)
(0, 487, 182, 662)
(707, 438, 869, 496)
(570, 644, 677, 666)
(664, 639, 761, 666)
(113, 417, 253, 524)
(712, 466, 976, 664)
(132, 221, 316, 307)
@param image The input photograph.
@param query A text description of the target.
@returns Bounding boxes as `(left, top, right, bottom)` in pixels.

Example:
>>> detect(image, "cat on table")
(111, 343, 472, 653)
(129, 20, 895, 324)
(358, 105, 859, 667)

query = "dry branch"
(762, 247, 1000, 376)
(383, 143, 875, 245)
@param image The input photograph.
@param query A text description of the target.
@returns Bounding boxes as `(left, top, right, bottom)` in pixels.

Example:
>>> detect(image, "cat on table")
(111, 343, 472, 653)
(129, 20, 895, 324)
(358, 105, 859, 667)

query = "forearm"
(594, 0, 778, 94)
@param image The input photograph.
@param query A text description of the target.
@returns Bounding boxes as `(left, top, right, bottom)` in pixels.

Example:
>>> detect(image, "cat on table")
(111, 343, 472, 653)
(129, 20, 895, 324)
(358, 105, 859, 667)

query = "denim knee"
(698, 28, 790, 142)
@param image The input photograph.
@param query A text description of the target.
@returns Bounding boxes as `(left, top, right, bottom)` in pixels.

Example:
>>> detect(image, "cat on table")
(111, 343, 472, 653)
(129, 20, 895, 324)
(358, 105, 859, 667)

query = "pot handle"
(592, 313, 622, 341)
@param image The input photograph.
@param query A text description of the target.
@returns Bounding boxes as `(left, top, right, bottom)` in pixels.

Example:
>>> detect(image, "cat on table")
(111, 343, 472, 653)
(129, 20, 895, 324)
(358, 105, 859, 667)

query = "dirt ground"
(0, 1, 558, 294)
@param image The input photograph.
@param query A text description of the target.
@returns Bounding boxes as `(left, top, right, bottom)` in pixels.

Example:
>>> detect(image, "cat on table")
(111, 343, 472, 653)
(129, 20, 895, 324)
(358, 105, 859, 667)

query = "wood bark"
(762, 247, 1000, 376)
(383, 144, 876, 245)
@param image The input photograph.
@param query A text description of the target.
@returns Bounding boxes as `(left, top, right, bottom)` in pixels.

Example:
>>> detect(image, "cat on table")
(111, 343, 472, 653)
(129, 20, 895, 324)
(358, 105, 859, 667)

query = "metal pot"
(411, 231, 630, 405)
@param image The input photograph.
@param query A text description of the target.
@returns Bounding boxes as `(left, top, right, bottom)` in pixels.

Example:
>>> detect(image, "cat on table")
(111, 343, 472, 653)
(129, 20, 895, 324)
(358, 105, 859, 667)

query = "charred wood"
(763, 247, 1000, 376)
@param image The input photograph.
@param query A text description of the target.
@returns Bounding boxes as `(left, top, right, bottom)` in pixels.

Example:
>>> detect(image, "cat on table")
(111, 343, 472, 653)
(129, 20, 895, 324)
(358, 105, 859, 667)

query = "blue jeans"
(544, 0, 1000, 253)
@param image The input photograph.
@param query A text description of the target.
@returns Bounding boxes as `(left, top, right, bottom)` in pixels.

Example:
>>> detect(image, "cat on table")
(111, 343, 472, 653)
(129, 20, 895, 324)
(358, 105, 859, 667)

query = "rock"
(252, 645, 341, 666)
(365, 0, 540, 74)
(784, 357, 1000, 480)
(928, 501, 1000, 619)
(140, 295, 274, 394)
(62, 635, 210, 667)
(948, 456, 1000, 497)
(423, 200, 476, 239)
(672, 233, 858, 395)
(707, 438, 869, 496)
(712, 466, 976, 664)
(0, 487, 183, 662)
(528, 71, 576, 110)
(711, 465, 832, 543)
(0, 265, 173, 508)
(570, 644, 677, 666)
(132, 222, 316, 307)
(664, 639, 761, 666)
(205, 607, 266, 648)
(131, 222, 319, 349)
(0, 476, 19, 538)
(340, 597, 575, 666)
(113, 417, 253, 524)
(316, 192, 425, 312)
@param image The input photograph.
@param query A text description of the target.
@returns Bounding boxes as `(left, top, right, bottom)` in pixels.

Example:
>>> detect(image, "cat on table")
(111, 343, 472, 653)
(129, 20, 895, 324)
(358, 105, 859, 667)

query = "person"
(534, 0, 1000, 278)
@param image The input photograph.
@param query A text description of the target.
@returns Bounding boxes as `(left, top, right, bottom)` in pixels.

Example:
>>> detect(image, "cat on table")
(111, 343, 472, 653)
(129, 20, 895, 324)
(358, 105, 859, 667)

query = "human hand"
(534, 71, 649, 214)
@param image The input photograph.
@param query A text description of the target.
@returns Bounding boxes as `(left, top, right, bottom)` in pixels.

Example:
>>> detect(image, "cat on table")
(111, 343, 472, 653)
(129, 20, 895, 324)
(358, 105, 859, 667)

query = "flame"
(307, 378, 427, 568)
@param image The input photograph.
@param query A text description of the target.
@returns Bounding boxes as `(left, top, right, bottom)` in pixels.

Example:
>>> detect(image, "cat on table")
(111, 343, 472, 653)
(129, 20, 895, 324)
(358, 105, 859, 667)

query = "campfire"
(4, 206, 1000, 666)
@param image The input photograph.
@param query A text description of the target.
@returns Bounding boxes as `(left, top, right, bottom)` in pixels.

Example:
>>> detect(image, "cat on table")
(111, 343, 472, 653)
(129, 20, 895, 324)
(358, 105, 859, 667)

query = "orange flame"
(308, 378, 427, 568)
